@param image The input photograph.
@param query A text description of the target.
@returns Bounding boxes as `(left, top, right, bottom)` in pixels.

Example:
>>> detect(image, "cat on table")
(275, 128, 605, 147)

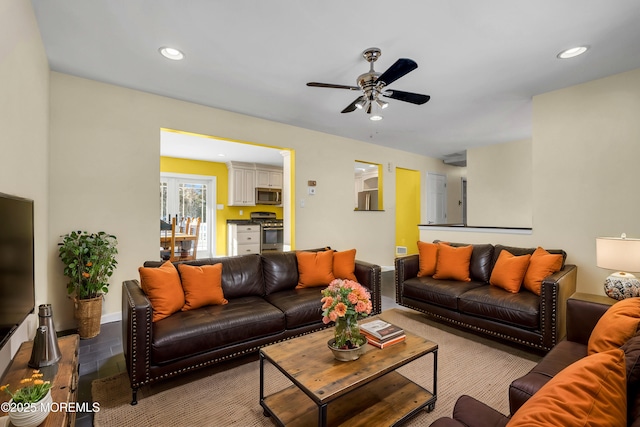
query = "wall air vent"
(396, 246, 408, 255)
(442, 151, 467, 167)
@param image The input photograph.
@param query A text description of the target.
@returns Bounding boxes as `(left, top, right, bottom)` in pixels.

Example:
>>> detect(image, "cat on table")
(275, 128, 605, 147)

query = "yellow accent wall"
(395, 168, 421, 255)
(160, 157, 283, 256)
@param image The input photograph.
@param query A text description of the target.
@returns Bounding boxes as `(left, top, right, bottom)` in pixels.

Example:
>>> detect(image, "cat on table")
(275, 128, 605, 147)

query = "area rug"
(92, 308, 540, 426)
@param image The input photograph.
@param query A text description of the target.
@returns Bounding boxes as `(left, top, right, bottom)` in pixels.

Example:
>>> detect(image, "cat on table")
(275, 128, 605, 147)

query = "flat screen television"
(0, 192, 35, 349)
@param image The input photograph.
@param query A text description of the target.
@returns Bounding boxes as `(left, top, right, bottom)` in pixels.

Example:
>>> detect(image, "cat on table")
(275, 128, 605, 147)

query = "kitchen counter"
(226, 219, 256, 225)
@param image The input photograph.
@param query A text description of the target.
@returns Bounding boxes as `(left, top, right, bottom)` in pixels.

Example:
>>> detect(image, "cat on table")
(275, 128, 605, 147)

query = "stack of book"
(360, 320, 406, 348)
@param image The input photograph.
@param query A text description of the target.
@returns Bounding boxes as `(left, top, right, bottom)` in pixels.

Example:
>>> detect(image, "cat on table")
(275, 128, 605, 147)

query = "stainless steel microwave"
(255, 187, 281, 205)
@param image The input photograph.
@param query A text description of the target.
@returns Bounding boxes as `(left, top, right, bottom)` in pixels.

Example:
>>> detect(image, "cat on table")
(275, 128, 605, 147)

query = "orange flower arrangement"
(1, 370, 51, 404)
(321, 279, 372, 349)
(321, 279, 372, 323)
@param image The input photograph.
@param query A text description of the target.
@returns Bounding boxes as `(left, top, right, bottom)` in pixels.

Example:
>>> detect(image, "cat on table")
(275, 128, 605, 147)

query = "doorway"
(161, 173, 215, 257)
(396, 168, 421, 255)
(160, 129, 294, 255)
(426, 172, 447, 225)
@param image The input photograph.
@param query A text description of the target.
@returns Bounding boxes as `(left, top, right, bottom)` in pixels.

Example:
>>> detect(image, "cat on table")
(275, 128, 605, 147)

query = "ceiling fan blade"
(307, 82, 360, 91)
(382, 90, 430, 105)
(376, 58, 418, 87)
(341, 96, 366, 113)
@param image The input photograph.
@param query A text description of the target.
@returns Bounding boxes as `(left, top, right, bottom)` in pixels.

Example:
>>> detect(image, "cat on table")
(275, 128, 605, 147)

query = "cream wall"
(421, 67, 640, 296)
(467, 139, 532, 227)
(0, 1, 49, 372)
(47, 72, 457, 329)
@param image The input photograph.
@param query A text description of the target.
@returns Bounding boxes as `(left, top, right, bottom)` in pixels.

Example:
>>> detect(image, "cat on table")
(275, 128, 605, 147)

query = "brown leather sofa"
(122, 250, 381, 405)
(395, 242, 577, 352)
(430, 294, 622, 427)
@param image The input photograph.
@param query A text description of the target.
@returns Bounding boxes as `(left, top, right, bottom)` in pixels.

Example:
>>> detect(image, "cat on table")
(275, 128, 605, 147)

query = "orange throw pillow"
(138, 261, 185, 322)
(333, 249, 357, 281)
(296, 250, 336, 288)
(433, 243, 473, 282)
(417, 241, 438, 277)
(489, 250, 531, 293)
(178, 263, 228, 311)
(523, 247, 563, 295)
(588, 297, 640, 355)
(507, 349, 627, 427)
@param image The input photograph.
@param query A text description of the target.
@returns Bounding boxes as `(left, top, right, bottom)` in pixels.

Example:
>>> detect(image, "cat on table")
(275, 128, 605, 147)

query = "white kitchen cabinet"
(227, 223, 261, 255)
(256, 168, 283, 189)
(227, 162, 256, 206)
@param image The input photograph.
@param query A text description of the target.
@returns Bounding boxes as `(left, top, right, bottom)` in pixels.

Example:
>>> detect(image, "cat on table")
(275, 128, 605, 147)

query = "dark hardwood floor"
(72, 270, 396, 426)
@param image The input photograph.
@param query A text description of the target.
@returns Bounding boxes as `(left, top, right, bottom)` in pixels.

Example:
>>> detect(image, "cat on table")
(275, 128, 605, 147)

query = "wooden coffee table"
(259, 317, 438, 426)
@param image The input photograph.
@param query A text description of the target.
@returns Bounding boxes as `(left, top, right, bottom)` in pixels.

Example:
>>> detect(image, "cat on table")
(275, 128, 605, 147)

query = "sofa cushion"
(459, 286, 540, 329)
(265, 287, 325, 329)
(417, 241, 438, 277)
(588, 297, 640, 355)
(217, 254, 265, 299)
(507, 348, 627, 427)
(333, 249, 358, 281)
(490, 250, 531, 293)
(262, 251, 299, 295)
(493, 245, 566, 271)
(433, 243, 473, 281)
(178, 263, 228, 311)
(403, 277, 485, 310)
(623, 332, 640, 424)
(509, 340, 587, 415)
(166, 255, 266, 299)
(151, 296, 285, 365)
(139, 261, 185, 322)
(522, 247, 563, 296)
(435, 241, 494, 283)
(296, 250, 336, 288)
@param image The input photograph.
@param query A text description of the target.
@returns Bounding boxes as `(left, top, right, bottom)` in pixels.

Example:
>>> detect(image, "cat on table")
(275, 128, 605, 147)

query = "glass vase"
(333, 314, 365, 349)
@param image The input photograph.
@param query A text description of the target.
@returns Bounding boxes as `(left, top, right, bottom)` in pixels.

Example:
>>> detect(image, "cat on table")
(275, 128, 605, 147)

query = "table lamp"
(596, 233, 640, 300)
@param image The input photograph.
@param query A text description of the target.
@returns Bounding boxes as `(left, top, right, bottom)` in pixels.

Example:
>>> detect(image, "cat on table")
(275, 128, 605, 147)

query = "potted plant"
(59, 231, 118, 338)
(321, 279, 372, 361)
(1, 370, 53, 427)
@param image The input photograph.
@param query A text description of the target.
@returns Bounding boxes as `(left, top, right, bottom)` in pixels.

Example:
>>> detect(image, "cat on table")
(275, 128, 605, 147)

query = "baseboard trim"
(102, 311, 122, 324)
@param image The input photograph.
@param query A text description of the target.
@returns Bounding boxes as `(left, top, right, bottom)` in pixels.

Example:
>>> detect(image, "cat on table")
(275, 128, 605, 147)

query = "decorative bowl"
(327, 339, 366, 361)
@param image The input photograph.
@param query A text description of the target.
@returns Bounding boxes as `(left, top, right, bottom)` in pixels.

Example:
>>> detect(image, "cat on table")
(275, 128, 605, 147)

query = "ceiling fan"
(307, 47, 430, 120)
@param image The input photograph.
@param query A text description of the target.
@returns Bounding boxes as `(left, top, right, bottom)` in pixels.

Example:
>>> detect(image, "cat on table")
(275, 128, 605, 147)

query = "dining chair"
(179, 217, 201, 261)
(160, 217, 179, 262)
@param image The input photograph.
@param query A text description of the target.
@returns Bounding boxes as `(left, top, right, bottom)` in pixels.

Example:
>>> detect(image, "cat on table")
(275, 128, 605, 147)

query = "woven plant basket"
(74, 296, 102, 339)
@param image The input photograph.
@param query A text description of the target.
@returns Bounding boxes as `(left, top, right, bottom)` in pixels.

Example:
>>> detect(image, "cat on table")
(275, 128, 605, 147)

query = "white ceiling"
(31, 1, 640, 162)
(160, 131, 285, 167)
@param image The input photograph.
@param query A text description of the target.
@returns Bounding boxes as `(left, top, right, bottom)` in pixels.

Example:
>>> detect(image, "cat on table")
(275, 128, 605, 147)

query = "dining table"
(160, 233, 197, 245)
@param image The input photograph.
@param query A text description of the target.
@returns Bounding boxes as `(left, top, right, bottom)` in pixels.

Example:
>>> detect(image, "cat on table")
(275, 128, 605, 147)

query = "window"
(160, 174, 216, 257)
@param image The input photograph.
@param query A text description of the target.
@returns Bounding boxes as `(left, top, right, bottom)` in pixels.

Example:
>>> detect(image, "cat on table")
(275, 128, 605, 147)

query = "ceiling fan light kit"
(307, 47, 430, 120)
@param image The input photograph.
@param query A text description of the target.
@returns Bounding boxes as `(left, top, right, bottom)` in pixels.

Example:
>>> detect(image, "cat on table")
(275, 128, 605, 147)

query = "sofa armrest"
(565, 293, 615, 345)
(355, 260, 382, 315)
(540, 264, 577, 349)
(448, 395, 509, 427)
(122, 280, 153, 393)
(394, 255, 419, 304)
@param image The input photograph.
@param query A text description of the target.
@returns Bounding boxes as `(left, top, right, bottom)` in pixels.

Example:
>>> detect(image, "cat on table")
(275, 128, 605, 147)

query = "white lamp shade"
(596, 236, 640, 272)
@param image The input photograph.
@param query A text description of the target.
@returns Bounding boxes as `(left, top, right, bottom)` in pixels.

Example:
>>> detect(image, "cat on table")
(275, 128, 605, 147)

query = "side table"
(0, 334, 80, 427)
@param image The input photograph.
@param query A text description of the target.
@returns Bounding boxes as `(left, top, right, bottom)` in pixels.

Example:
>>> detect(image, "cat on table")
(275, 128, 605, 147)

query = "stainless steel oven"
(250, 212, 283, 252)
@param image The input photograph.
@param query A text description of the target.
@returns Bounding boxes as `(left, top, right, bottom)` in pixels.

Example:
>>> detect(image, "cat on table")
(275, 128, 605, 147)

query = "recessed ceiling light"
(218, 153, 225, 157)
(159, 47, 185, 61)
(557, 46, 589, 59)
(369, 114, 383, 121)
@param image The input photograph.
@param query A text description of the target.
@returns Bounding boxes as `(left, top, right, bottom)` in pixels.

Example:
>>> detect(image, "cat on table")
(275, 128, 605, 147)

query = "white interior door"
(426, 172, 447, 225)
